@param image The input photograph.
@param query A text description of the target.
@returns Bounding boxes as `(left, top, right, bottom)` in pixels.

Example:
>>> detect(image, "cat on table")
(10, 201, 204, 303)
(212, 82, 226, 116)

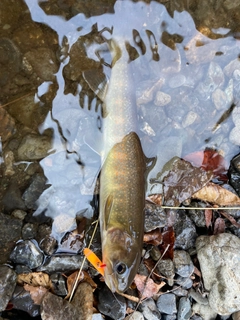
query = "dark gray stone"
(157, 293, 177, 315)
(37, 255, 88, 273)
(138, 298, 161, 320)
(156, 259, 175, 286)
(0, 266, 17, 311)
(10, 240, 44, 269)
(144, 204, 167, 232)
(173, 251, 194, 278)
(50, 273, 68, 296)
(98, 285, 126, 320)
(22, 174, 47, 210)
(22, 223, 38, 240)
(0, 212, 22, 264)
(11, 285, 40, 317)
(174, 212, 197, 250)
(175, 275, 193, 290)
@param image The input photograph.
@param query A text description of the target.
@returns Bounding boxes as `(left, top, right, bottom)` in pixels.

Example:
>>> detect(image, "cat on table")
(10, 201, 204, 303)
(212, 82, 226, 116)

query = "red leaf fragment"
(204, 209, 213, 228)
(213, 217, 225, 234)
(219, 211, 240, 228)
(159, 226, 175, 260)
(143, 228, 162, 246)
(134, 274, 165, 300)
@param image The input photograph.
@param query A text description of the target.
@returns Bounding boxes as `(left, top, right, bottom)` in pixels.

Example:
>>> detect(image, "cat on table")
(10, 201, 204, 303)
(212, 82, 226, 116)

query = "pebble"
(154, 91, 171, 106)
(212, 88, 227, 110)
(17, 134, 52, 160)
(168, 74, 186, 88)
(22, 174, 47, 210)
(0, 213, 22, 264)
(196, 233, 240, 315)
(182, 111, 198, 128)
(138, 298, 162, 320)
(11, 209, 27, 220)
(174, 275, 193, 290)
(173, 212, 197, 250)
(50, 273, 68, 296)
(11, 285, 40, 317)
(10, 240, 44, 269)
(232, 106, 240, 127)
(192, 303, 217, 320)
(156, 259, 175, 286)
(229, 126, 240, 146)
(157, 293, 177, 315)
(228, 153, 240, 196)
(124, 311, 144, 320)
(173, 250, 194, 278)
(22, 223, 38, 240)
(224, 58, 240, 78)
(144, 204, 167, 232)
(177, 297, 192, 320)
(98, 285, 126, 320)
(0, 266, 17, 311)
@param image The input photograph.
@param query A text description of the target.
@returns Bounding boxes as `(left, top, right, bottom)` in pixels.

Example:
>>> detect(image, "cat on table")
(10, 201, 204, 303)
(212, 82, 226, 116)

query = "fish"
(84, 36, 148, 293)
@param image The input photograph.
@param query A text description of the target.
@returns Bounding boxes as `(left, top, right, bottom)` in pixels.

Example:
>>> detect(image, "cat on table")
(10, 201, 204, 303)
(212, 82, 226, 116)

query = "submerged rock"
(196, 233, 240, 315)
(0, 266, 17, 311)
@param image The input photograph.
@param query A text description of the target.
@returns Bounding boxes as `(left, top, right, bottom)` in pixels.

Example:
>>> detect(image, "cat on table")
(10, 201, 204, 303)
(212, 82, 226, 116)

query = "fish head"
(102, 227, 141, 293)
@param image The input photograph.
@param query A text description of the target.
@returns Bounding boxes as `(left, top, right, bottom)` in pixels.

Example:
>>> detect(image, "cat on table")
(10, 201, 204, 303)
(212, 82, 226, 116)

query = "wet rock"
(182, 111, 198, 128)
(50, 273, 68, 296)
(11, 285, 40, 317)
(154, 91, 171, 107)
(196, 233, 240, 315)
(0, 212, 22, 264)
(173, 212, 197, 250)
(138, 298, 161, 320)
(15, 265, 31, 274)
(171, 286, 188, 297)
(144, 204, 167, 232)
(23, 47, 59, 81)
(17, 134, 52, 160)
(156, 259, 175, 286)
(3, 150, 15, 176)
(11, 209, 27, 220)
(168, 74, 186, 88)
(124, 311, 144, 320)
(37, 255, 88, 273)
(187, 204, 206, 227)
(212, 88, 227, 110)
(188, 289, 208, 306)
(173, 250, 194, 278)
(228, 153, 240, 196)
(93, 314, 105, 320)
(10, 240, 44, 269)
(0, 266, 17, 311)
(22, 174, 47, 210)
(229, 127, 240, 146)
(98, 285, 126, 320)
(41, 291, 78, 320)
(224, 58, 240, 78)
(192, 303, 217, 320)
(2, 182, 26, 212)
(71, 282, 93, 320)
(233, 311, 240, 320)
(37, 224, 57, 256)
(174, 275, 193, 290)
(162, 315, 176, 320)
(157, 293, 177, 315)
(177, 297, 192, 320)
(22, 223, 38, 240)
(232, 106, 240, 127)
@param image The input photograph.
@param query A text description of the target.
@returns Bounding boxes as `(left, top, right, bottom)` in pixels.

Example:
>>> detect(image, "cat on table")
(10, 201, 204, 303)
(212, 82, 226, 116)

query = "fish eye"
(115, 262, 127, 275)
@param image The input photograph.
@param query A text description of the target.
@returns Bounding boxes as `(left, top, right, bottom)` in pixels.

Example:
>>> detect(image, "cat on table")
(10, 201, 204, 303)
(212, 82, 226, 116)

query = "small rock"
(0, 266, 17, 311)
(177, 297, 192, 320)
(22, 174, 47, 209)
(154, 91, 171, 107)
(4, 150, 15, 175)
(232, 106, 240, 127)
(182, 111, 198, 128)
(172, 286, 188, 297)
(11, 209, 27, 220)
(229, 153, 240, 196)
(173, 212, 197, 250)
(72, 282, 93, 320)
(18, 134, 52, 160)
(98, 285, 126, 320)
(173, 251, 194, 278)
(11, 285, 40, 317)
(0, 212, 22, 264)
(174, 275, 193, 290)
(50, 273, 68, 296)
(224, 58, 240, 78)
(187, 204, 206, 227)
(2, 182, 26, 212)
(212, 88, 227, 110)
(22, 223, 38, 240)
(37, 255, 88, 273)
(138, 298, 161, 320)
(168, 74, 186, 88)
(157, 293, 177, 315)
(10, 240, 44, 269)
(144, 204, 167, 232)
(41, 291, 78, 320)
(196, 233, 240, 315)
(156, 259, 175, 286)
(232, 311, 240, 320)
(229, 126, 240, 146)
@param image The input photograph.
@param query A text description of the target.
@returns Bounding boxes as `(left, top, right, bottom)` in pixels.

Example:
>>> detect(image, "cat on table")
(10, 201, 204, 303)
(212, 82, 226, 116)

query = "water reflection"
(1, 0, 240, 240)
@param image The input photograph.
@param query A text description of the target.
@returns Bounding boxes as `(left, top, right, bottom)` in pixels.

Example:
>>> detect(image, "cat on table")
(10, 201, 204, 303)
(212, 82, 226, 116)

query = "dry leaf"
(192, 182, 240, 206)
(134, 274, 165, 300)
(65, 270, 97, 300)
(17, 272, 52, 289)
(204, 209, 213, 228)
(147, 194, 163, 206)
(213, 217, 225, 234)
(219, 211, 240, 228)
(143, 229, 162, 246)
(24, 284, 48, 305)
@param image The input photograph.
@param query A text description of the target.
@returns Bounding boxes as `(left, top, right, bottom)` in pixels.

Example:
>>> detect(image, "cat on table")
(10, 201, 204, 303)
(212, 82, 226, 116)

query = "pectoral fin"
(83, 69, 109, 102)
(103, 194, 114, 229)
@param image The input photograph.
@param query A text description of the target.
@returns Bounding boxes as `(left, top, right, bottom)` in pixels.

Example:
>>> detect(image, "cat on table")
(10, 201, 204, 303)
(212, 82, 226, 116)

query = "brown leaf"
(192, 182, 240, 206)
(204, 209, 213, 228)
(65, 270, 97, 300)
(134, 274, 165, 300)
(24, 284, 48, 305)
(219, 211, 240, 228)
(159, 226, 175, 260)
(17, 272, 52, 289)
(213, 217, 225, 234)
(147, 194, 163, 206)
(143, 229, 162, 246)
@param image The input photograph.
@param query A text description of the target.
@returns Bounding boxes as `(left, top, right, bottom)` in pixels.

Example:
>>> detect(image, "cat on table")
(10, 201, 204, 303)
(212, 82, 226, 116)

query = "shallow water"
(1, 0, 240, 240)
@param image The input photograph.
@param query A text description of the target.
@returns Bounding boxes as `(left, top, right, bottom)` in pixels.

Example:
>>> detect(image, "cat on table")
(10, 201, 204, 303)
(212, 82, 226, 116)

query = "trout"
(99, 38, 146, 293)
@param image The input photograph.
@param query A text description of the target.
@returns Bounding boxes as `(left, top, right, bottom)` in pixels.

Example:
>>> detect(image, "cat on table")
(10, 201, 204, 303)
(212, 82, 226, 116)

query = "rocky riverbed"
(1, 0, 240, 319)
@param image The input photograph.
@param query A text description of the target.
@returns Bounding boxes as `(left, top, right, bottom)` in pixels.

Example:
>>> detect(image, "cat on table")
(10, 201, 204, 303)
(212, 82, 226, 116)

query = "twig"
(0, 91, 34, 108)
(160, 206, 240, 210)
(68, 219, 99, 302)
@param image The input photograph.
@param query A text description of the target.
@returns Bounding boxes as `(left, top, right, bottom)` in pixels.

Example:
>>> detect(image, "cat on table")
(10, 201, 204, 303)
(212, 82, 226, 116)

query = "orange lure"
(83, 248, 106, 276)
